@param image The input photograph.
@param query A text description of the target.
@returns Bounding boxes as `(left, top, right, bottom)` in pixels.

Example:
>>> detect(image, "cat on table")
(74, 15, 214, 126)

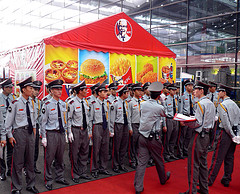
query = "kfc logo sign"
(115, 19, 132, 42)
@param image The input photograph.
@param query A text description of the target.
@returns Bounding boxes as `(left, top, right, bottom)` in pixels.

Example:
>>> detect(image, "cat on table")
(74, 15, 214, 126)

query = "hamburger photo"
(79, 59, 108, 84)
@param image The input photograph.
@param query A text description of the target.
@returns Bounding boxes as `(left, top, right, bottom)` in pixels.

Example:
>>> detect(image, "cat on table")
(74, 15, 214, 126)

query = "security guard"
(126, 83, 134, 102)
(178, 79, 196, 158)
(107, 82, 119, 104)
(41, 79, 69, 190)
(128, 83, 142, 169)
(160, 82, 170, 104)
(89, 83, 112, 178)
(3, 77, 39, 194)
(141, 82, 151, 101)
(87, 82, 100, 105)
(179, 81, 215, 194)
(41, 84, 52, 105)
(134, 82, 170, 194)
(31, 81, 42, 174)
(208, 84, 240, 187)
(163, 83, 179, 161)
(0, 78, 15, 180)
(110, 85, 130, 173)
(67, 80, 91, 183)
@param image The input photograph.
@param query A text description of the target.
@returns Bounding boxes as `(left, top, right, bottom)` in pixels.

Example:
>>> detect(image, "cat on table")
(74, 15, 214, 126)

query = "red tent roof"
(44, 12, 175, 58)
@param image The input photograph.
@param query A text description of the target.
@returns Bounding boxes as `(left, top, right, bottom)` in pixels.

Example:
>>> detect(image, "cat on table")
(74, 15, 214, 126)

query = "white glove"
(68, 132, 74, 143)
(215, 116, 218, 121)
(110, 132, 114, 137)
(42, 138, 47, 147)
(232, 136, 240, 144)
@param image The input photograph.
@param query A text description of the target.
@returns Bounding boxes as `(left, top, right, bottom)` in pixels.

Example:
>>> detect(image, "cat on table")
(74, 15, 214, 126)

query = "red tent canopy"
(44, 12, 175, 58)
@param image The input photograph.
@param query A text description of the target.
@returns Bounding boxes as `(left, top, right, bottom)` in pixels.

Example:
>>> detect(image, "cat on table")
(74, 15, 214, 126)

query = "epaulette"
(92, 100, 96, 104)
(87, 97, 90, 100)
(69, 100, 74, 104)
(12, 100, 18, 104)
(113, 99, 118, 103)
(127, 100, 131, 103)
(45, 101, 50, 105)
(43, 97, 48, 101)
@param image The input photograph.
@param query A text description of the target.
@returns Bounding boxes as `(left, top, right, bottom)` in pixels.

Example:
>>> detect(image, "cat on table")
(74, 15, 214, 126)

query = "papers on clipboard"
(173, 113, 196, 122)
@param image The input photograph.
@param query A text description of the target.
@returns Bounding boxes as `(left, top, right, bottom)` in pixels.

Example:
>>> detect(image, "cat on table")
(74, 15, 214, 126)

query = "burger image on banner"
(79, 59, 108, 84)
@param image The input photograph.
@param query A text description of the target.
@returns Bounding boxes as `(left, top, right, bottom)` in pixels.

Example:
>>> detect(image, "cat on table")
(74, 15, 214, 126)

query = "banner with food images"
(79, 50, 109, 84)
(44, 45, 78, 84)
(109, 53, 135, 84)
(158, 57, 176, 84)
(136, 55, 158, 83)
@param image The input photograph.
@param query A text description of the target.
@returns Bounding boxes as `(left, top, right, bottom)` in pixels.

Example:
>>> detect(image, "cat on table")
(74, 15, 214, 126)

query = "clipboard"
(173, 113, 196, 122)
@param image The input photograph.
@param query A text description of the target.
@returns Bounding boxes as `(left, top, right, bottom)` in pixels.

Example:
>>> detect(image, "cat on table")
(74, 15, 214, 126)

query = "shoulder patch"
(43, 97, 47, 101)
(12, 100, 18, 104)
(45, 101, 50, 105)
(42, 108, 46, 114)
(87, 97, 90, 100)
(69, 100, 74, 104)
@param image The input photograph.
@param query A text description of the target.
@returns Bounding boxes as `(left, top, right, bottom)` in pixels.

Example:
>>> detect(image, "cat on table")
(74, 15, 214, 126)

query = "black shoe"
(208, 182, 213, 186)
(164, 156, 170, 162)
(80, 175, 92, 180)
(177, 154, 184, 159)
(7, 170, 11, 176)
(221, 179, 229, 187)
(0, 173, 6, 181)
(170, 155, 179, 160)
(23, 168, 27, 176)
(26, 186, 39, 194)
(113, 168, 120, 173)
(161, 171, 171, 185)
(91, 171, 99, 178)
(45, 184, 52, 190)
(183, 152, 188, 157)
(11, 190, 21, 194)
(34, 168, 41, 174)
(99, 170, 112, 175)
(120, 166, 128, 172)
(72, 178, 79, 183)
(130, 163, 136, 169)
(56, 179, 69, 185)
(197, 189, 205, 194)
(148, 158, 154, 166)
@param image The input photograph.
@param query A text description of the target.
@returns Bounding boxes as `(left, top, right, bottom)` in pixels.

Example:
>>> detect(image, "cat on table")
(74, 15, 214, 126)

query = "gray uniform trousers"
(164, 118, 179, 157)
(187, 131, 209, 194)
(134, 134, 167, 192)
(11, 127, 35, 191)
(113, 123, 129, 169)
(44, 131, 65, 185)
(69, 127, 89, 179)
(91, 124, 109, 172)
(178, 125, 193, 155)
(0, 138, 13, 175)
(208, 129, 236, 185)
(129, 123, 140, 165)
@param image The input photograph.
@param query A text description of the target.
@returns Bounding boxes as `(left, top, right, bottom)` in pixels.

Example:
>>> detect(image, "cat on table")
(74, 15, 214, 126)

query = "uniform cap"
(194, 80, 210, 90)
(32, 80, 42, 89)
(72, 80, 87, 90)
(108, 82, 119, 90)
(17, 76, 33, 88)
(0, 78, 13, 88)
(167, 83, 177, 90)
(48, 79, 64, 89)
(132, 83, 142, 90)
(127, 83, 134, 90)
(148, 82, 163, 92)
(95, 83, 107, 93)
(90, 82, 100, 92)
(163, 82, 171, 88)
(218, 84, 233, 93)
(208, 81, 217, 88)
(143, 82, 151, 90)
(117, 85, 129, 95)
(184, 79, 194, 86)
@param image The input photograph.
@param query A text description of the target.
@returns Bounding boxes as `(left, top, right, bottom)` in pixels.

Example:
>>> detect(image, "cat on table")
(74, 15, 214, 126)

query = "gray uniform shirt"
(87, 95, 97, 105)
(89, 98, 109, 135)
(185, 96, 215, 133)
(65, 94, 75, 103)
(128, 97, 141, 130)
(4, 95, 36, 140)
(138, 99, 166, 138)
(141, 94, 150, 101)
(41, 94, 52, 106)
(164, 95, 179, 118)
(41, 98, 67, 138)
(206, 91, 222, 108)
(0, 93, 15, 120)
(107, 95, 117, 104)
(109, 97, 129, 133)
(180, 91, 197, 115)
(67, 96, 90, 135)
(218, 97, 240, 138)
(30, 97, 42, 126)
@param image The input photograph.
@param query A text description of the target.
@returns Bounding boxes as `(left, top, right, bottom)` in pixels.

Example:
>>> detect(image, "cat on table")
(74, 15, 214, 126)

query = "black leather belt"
(46, 129, 62, 133)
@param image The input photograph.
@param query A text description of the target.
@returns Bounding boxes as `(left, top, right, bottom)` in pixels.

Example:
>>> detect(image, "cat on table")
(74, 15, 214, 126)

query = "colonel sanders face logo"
(115, 19, 132, 42)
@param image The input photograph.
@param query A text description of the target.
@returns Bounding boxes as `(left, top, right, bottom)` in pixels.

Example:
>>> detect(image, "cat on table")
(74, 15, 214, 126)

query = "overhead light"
(137, 5, 140, 7)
